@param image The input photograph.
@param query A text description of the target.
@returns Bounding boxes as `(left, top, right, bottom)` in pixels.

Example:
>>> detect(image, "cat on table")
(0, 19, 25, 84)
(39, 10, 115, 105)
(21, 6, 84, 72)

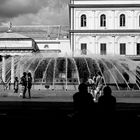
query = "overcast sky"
(0, 0, 140, 26)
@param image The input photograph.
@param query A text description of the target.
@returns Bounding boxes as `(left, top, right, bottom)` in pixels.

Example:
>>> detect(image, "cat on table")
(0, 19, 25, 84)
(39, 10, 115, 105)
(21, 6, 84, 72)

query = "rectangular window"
(81, 43, 87, 55)
(137, 43, 140, 55)
(100, 43, 106, 55)
(120, 43, 126, 55)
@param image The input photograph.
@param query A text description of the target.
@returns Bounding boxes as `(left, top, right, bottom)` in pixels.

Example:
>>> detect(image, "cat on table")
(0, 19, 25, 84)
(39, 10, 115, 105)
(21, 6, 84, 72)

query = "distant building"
(0, 25, 70, 55)
(0, 25, 70, 83)
(1, 0, 140, 84)
(69, 0, 140, 59)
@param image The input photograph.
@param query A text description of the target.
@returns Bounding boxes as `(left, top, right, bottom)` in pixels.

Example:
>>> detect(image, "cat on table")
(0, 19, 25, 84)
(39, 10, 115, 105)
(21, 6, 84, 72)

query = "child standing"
(14, 77, 19, 93)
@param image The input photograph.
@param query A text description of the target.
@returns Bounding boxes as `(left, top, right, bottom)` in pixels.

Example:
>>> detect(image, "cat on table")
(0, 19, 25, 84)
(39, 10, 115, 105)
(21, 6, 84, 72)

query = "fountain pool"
(1, 53, 140, 91)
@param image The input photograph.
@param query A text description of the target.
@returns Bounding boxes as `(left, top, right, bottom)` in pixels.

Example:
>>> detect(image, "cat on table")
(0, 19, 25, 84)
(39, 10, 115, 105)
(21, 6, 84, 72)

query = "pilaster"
(11, 56, 14, 83)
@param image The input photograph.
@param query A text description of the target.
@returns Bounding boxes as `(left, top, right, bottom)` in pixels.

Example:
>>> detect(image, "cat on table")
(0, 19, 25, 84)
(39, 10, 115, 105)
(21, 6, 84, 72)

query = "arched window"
(120, 14, 125, 27)
(81, 14, 87, 27)
(100, 14, 106, 27)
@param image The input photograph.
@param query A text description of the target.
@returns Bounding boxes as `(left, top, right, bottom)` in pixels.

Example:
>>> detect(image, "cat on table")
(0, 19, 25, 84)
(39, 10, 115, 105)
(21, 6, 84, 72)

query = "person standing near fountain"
(87, 75, 96, 95)
(14, 77, 19, 93)
(27, 72, 32, 99)
(94, 71, 104, 101)
(20, 72, 27, 98)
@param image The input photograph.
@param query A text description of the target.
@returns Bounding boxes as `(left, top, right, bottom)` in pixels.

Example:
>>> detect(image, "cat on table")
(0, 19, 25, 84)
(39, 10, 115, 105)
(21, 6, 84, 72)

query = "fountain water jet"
(0, 52, 140, 91)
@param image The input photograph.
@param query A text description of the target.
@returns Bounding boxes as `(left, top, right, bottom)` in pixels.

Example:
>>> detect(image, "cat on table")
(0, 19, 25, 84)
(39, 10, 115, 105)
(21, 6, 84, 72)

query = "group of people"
(86, 71, 104, 101)
(14, 72, 32, 98)
(72, 82, 116, 121)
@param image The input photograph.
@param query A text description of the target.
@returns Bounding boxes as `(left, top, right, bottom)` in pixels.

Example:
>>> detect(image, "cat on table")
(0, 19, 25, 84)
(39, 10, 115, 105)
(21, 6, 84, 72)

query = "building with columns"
(0, 25, 70, 84)
(69, 0, 140, 58)
(0, 31, 39, 84)
(2, 0, 140, 84)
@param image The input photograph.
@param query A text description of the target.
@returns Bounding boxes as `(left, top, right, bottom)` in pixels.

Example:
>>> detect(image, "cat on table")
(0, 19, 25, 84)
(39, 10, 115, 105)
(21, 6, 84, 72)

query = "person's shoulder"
(87, 92, 93, 98)
(73, 92, 79, 98)
(98, 96, 104, 101)
(111, 95, 116, 101)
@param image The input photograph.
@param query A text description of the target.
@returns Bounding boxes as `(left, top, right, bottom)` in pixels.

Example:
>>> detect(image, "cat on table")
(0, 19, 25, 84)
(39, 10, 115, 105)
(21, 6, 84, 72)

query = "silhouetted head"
(15, 77, 18, 80)
(97, 71, 102, 76)
(78, 83, 88, 93)
(23, 72, 26, 76)
(28, 72, 32, 77)
(103, 86, 112, 96)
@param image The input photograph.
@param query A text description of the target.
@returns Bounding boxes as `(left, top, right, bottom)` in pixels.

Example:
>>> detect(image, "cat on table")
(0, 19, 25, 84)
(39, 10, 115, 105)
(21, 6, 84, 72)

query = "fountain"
(1, 52, 140, 91)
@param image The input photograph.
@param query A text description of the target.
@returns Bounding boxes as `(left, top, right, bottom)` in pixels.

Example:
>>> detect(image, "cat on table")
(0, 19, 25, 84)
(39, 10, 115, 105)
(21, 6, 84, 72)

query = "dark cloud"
(0, 0, 70, 25)
(0, 0, 48, 18)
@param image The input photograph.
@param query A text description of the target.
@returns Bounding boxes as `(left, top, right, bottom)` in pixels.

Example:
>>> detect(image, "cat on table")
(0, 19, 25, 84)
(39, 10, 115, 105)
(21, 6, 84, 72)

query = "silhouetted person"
(20, 72, 27, 98)
(94, 71, 104, 101)
(27, 72, 32, 98)
(87, 75, 95, 95)
(9, 82, 11, 90)
(14, 77, 19, 93)
(73, 83, 95, 120)
(98, 86, 116, 120)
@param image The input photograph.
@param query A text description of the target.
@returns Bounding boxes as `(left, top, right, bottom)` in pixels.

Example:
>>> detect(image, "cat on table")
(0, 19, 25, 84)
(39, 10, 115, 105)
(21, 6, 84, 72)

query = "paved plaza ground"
(0, 88, 140, 103)
(0, 88, 140, 126)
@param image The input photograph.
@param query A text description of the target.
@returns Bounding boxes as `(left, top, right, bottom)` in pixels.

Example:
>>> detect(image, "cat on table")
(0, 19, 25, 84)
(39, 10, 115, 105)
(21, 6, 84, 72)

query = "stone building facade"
(69, 0, 140, 58)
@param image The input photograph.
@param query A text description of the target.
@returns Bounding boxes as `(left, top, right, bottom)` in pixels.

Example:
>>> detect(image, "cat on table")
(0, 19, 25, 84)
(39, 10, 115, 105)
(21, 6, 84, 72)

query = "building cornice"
(0, 47, 36, 51)
(69, 4, 140, 8)
(70, 29, 140, 34)
(36, 41, 60, 44)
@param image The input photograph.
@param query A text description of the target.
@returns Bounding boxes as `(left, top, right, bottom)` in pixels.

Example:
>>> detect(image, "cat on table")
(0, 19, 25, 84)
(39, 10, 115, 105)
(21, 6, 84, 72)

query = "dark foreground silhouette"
(98, 85, 116, 120)
(0, 91, 140, 133)
(72, 83, 95, 120)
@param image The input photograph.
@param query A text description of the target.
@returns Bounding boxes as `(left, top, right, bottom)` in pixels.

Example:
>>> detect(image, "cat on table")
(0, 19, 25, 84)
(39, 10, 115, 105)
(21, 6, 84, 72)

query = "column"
(93, 36, 96, 54)
(132, 10, 135, 29)
(93, 10, 96, 29)
(2, 56, 6, 83)
(113, 10, 115, 29)
(11, 56, 14, 83)
(95, 36, 98, 54)
(112, 36, 115, 55)
(114, 38, 118, 55)
(94, 11, 97, 29)
(20, 56, 24, 78)
(133, 36, 136, 55)
(17, 56, 21, 79)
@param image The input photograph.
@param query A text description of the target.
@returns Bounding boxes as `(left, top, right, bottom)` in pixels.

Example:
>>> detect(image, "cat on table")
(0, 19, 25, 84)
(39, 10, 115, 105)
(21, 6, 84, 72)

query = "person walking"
(20, 72, 27, 98)
(27, 72, 32, 98)
(14, 77, 19, 93)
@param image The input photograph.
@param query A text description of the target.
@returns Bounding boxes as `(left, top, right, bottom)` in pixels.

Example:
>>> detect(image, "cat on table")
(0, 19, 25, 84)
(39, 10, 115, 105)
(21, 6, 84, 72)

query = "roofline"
(0, 38, 33, 40)
(69, 4, 140, 8)
(0, 25, 69, 28)
(0, 47, 36, 50)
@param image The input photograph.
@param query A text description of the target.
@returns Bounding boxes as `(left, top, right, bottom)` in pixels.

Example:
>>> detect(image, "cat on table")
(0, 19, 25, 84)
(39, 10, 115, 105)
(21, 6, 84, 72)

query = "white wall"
(36, 40, 70, 55)
(70, 1, 140, 56)
(74, 9, 140, 30)
(74, 35, 140, 56)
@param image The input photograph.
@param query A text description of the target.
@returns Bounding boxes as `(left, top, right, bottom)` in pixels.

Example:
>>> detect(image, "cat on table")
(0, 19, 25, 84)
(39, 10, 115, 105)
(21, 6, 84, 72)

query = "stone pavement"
(0, 89, 140, 103)
(0, 89, 140, 125)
